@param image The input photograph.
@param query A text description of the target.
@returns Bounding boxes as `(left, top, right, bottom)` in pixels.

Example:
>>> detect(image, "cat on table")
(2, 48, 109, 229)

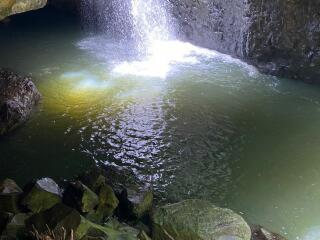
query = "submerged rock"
(63, 181, 99, 214)
(0, 0, 47, 20)
(21, 178, 61, 213)
(0, 179, 22, 213)
(0, 69, 41, 135)
(251, 225, 287, 240)
(152, 199, 251, 240)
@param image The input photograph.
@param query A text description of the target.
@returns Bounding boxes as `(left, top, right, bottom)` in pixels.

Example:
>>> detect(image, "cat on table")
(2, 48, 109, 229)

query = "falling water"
(80, 0, 173, 55)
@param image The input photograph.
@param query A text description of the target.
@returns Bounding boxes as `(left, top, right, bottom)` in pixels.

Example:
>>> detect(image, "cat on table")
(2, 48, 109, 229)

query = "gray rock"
(0, 69, 41, 135)
(170, 0, 320, 83)
(152, 199, 251, 240)
(21, 178, 61, 213)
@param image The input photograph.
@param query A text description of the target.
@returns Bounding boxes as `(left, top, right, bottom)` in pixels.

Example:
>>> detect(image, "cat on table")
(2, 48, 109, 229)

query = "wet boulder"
(0, 69, 41, 135)
(119, 188, 153, 220)
(152, 199, 251, 240)
(251, 225, 287, 240)
(0, 179, 22, 213)
(63, 181, 99, 214)
(86, 184, 119, 223)
(21, 178, 61, 213)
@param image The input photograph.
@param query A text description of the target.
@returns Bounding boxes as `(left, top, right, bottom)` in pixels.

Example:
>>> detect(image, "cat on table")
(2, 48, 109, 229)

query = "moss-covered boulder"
(251, 225, 287, 240)
(21, 178, 61, 213)
(0, 0, 47, 20)
(63, 181, 99, 214)
(152, 199, 251, 240)
(86, 184, 119, 223)
(0, 179, 22, 213)
(119, 188, 153, 220)
(1, 213, 30, 239)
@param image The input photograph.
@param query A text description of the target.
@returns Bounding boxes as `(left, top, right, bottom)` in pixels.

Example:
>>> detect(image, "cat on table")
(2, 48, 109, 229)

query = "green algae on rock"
(152, 199, 252, 240)
(21, 178, 61, 213)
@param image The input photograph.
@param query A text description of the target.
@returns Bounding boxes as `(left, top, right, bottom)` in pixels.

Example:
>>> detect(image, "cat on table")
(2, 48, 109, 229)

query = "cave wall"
(170, 0, 320, 83)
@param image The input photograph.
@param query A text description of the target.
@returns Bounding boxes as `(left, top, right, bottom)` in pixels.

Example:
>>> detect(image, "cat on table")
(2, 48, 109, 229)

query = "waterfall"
(78, 0, 215, 79)
(80, 0, 174, 55)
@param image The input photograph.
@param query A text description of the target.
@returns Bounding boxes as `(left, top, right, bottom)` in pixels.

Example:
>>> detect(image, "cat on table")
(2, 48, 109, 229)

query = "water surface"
(1, 10, 320, 240)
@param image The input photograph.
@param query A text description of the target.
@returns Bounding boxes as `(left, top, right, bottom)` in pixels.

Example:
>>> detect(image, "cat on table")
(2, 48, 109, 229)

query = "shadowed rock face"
(0, 69, 41, 136)
(170, 0, 320, 83)
(0, 0, 47, 20)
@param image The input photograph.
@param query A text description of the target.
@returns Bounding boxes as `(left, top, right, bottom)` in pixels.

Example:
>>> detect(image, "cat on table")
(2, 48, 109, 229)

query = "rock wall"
(0, 0, 47, 20)
(170, 0, 320, 83)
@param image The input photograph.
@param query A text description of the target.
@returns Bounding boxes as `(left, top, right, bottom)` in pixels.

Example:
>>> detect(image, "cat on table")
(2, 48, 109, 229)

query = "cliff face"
(170, 0, 320, 83)
(0, 0, 47, 20)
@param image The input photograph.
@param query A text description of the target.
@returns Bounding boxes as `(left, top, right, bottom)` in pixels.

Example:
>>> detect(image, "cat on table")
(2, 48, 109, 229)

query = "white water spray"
(79, 0, 250, 79)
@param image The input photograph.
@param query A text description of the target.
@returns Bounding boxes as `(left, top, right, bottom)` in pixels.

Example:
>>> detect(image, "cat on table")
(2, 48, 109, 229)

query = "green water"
(1, 9, 320, 240)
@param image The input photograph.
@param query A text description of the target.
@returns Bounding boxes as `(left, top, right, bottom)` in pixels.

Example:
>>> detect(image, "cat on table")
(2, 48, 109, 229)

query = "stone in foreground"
(0, 69, 41, 135)
(152, 199, 251, 240)
(21, 178, 61, 213)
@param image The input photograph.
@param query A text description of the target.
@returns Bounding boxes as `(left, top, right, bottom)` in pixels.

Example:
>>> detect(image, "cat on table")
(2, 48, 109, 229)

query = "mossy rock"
(0, 179, 22, 213)
(119, 188, 153, 220)
(152, 199, 251, 240)
(86, 184, 119, 223)
(21, 178, 61, 213)
(250, 225, 287, 240)
(63, 181, 99, 214)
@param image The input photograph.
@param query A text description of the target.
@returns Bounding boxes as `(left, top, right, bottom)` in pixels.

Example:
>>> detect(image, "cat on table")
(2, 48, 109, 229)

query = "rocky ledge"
(0, 167, 287, 240)
(0, 0, 47, 20)
(0, 69, 41, 136)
